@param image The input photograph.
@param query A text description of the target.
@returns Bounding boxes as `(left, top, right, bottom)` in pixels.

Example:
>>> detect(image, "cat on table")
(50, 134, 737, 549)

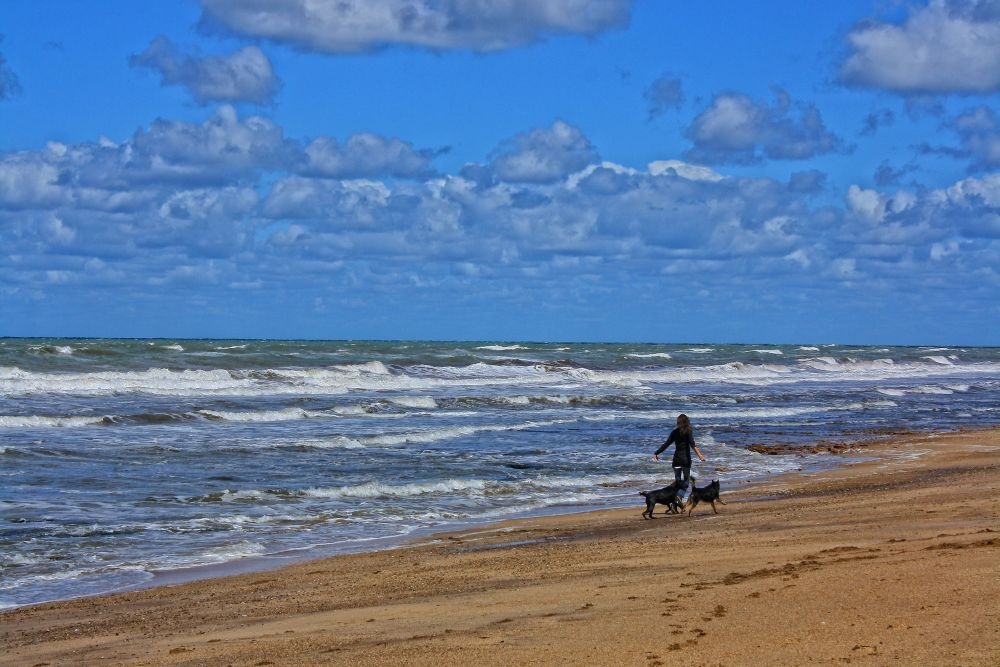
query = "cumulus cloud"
(647, 160, 723, 182)
(0, 36, 22, 101)
(303, 134, 440, 179)
(645, 75, 683, 119)
(158, 186, 258, 222)
(914, 105, 1000, 171)
(839, 0, 1000, 94)
(116, 106, 295, 186)
(262, 176, 392, 227)
(0, 151, 66, 209)
(0, 106, 448, 216)
(130, 36, 279, 104)
(938, 172, 1000, 236)
(684, 90, 843, 164)
(951, 105, 1000, 170)
(1, 108, 998, 324)
(198, 0, 632, 53)
(489, 121, 598, 183)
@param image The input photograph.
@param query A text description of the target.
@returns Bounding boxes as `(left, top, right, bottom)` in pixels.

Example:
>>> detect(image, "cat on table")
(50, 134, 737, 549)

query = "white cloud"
(831, 257, 859, 280)
(784, 248, 812, 269)
(158, 187, 258, 222)
(489, 121, 598, 183)
(198, 0, 632, 53)
(943, 172, 1000, 206)
(1, 109, 997, 324)
(684, 91, 842, 164)
(131, 37, 278, 104)
(951, 106, 1000, 170)
(846, 184, 919, 227)
(647, 160, 723, 182)
(566, 161, 638, 191)
(303, 134, 437, 178)
(0, 153, 66, 209)
(124, 106, 293, 184)
(930, 239, 960, 260)
(840, 0, 1000, 93)
(262, 176, 393, 227)
(43, 215, 76, 245)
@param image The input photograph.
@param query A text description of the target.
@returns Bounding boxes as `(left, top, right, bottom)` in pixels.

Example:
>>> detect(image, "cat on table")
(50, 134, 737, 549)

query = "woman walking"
(652, 414, 706, 494)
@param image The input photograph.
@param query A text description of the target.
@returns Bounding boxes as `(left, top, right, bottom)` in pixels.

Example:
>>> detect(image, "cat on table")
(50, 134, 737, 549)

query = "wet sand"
(3, 428, 999, 666)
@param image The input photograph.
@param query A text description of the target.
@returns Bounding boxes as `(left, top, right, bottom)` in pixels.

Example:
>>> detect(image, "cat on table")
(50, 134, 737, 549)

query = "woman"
(652, 414, 706, 491)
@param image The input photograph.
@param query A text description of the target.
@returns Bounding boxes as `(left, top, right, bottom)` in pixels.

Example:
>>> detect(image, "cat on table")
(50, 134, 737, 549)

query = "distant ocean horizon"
(2, 338, 998, 609)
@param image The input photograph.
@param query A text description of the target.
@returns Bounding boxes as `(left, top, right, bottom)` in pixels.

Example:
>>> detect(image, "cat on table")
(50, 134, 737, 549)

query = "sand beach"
(3, 428, 998, 666)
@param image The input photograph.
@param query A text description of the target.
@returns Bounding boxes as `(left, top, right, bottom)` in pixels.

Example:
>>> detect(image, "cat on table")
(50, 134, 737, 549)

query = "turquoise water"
(2, 339, 998, 608)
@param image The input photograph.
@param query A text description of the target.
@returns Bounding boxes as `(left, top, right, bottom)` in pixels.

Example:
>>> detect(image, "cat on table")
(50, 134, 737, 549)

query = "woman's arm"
(652, 429, 677, 461)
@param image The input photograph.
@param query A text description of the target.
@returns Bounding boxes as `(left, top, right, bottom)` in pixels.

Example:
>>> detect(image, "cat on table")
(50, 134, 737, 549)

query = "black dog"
(685, 479, 726, 516)
(639, 481, 686, 519)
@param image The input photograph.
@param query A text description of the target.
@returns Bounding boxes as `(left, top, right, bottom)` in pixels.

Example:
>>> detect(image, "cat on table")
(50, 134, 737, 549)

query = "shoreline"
(5, 431, 872, 612)
(4, 427, 999, 666)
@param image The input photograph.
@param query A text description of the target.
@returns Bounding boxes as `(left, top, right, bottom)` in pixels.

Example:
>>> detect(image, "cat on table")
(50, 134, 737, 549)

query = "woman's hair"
(676, 413, 691, 435)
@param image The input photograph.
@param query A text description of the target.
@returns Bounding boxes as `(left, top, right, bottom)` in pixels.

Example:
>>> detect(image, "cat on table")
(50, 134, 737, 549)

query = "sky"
(1, 0, 998, 345)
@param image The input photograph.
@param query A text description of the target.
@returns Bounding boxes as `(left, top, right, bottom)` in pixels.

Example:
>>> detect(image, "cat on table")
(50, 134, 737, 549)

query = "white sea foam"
(0, 414, 107, 428)
(219, 489, 268, 502)
(912, 385, 956, 395)
(501, 395, 533, 405)
(390, 396, 438, 409)
(922, 355, 955, 365)
(307, 478, 488, 499)
(1, 553, 44, 567)
(365, 418, 571, 447)
(877, 384, 960, 397)
(5, 350, 995, 401)
(287, 436, 367, 449)
(28, 345, 74, 355)
(803, 356, 839, 367)
(192, 541, 267, 564)
(198, 407, 321, 423)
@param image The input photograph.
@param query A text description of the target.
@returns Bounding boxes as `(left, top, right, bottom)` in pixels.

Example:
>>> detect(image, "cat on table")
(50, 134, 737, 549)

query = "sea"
(2, 339, 998, 609)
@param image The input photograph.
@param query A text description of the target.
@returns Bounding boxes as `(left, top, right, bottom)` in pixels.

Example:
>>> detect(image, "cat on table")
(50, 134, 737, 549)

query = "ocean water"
(1, 339, 998, 609)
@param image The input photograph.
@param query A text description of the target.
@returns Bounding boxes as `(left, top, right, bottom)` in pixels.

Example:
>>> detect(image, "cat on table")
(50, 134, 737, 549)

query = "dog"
(685, 479, 726, 516)
(639, 481, 686, 519)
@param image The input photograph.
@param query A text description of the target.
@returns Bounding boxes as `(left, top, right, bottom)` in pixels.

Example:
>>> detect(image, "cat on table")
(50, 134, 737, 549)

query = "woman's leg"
(676, 467, 691, 505)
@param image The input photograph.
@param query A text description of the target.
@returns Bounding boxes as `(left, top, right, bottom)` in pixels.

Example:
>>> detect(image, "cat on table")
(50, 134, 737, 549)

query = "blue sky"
(1, 1, 998, 345)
